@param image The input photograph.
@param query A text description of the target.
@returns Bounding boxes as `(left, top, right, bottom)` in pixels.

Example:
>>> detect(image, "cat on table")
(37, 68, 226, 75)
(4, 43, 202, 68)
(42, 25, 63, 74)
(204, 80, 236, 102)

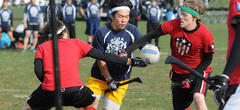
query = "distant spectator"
(147, 0, 160, 49)
(174, 0, 184, 18)
(0, 0, 16, 50)
(203, 0, 209, 8)
(22, 0, 43, 52)
(44, 1, 62, 23)
(129, 0, 142, 27)
(80, 0, 102, 45)
(62, 0, 76, 38)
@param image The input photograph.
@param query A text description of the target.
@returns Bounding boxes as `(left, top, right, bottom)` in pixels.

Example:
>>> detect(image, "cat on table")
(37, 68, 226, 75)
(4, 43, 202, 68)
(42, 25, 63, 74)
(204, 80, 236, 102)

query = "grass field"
(0, 4, 229, 110)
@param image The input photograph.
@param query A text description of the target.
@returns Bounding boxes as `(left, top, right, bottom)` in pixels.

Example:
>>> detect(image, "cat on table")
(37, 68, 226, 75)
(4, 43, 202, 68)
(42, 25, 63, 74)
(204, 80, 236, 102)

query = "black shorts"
(170, 70, 210, 110)
(26, 25, 39, 31)
(27, 85, 96, 109)
(1, 27, 11, 33)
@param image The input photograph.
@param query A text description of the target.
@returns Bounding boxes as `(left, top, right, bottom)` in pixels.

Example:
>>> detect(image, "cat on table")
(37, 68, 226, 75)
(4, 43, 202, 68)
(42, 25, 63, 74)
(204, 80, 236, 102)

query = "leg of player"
(7, 30, 16, 49)
(78, 95, 100, 110)
(31, 31, 39, 52)
(21, 103, 31, 110)
(103, 96, 121, 110)
(193, 93, 208, 110)
(23, 30, 32, 52)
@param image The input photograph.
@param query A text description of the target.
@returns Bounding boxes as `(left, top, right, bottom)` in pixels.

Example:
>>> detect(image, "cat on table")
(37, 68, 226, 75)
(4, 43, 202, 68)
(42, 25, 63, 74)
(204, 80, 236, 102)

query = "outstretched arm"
(126, 24, 164, 53)
(222, 15, 240, 77)
(87, 48, 147, 67)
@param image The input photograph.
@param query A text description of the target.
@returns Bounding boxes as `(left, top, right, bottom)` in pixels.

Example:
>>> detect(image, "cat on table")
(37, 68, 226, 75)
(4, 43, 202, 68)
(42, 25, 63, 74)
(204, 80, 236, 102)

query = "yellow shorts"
(86, 77, 128, 105)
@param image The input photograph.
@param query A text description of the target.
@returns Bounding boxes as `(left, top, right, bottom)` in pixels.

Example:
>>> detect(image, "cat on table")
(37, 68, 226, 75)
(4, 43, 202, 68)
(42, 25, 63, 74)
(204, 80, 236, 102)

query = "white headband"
(57, 25, 66, 34)
(111, 6, 130, 13)
(48, 25, 66, 37)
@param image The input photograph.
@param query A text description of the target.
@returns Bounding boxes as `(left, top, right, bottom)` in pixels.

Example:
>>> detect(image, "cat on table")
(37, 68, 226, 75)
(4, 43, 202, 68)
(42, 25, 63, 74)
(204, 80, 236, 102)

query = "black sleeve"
(222, 15, 240, 76)
(34, 58, 44, 82)
(126, 24, 165, 54)
(87, 48, 128, 65)
(196, 52, 213, 72)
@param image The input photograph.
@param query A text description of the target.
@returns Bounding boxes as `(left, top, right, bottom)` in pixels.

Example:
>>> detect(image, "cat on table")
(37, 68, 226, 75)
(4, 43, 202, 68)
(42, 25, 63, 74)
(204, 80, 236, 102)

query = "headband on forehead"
(48, 25, 66, 37)
(181, 6, 200, 18)
(111, 6, 130, 13)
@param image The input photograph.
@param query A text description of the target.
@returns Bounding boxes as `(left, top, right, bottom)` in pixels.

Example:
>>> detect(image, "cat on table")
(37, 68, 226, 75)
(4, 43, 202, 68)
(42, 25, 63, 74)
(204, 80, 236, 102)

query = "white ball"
(140, 44, 160, 64)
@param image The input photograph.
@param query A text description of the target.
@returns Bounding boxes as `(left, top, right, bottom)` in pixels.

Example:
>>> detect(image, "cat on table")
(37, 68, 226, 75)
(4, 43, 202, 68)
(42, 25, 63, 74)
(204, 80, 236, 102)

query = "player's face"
(91, 0, 97, 2)
(3, 2, 8, 9)
(67, 0, 72, 4)
(152, 1, 156, 6)
(31, 0, 36, 4)
(111, 10, 130, 30)
(179, 11, 197, 30)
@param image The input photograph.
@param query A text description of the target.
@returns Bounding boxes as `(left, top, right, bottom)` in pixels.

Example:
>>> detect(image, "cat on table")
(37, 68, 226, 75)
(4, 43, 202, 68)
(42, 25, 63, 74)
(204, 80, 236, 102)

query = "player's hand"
(130, 57, 147, 67)
(108, 80, 119, 91)
(83, 15, 88, 21)
(208, 75, 229, 105)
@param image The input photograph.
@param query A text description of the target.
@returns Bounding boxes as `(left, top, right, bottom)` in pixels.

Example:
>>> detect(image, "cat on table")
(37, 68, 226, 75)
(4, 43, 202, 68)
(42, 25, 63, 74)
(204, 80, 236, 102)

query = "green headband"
(181, 6, 200, 18)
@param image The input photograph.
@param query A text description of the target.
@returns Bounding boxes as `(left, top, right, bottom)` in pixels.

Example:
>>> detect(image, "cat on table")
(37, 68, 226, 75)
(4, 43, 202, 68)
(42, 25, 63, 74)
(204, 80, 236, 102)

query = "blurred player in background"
(21, 20, 146, 110)
(22, 0, 43, 52)
(0, 0, 16, 50)
(62, 0, 76, 39)
(80, 0, 102, 44)
(44, 0, 62, 23)
(147, 0, 161, 49)
(126, 0, 215, 110)
(129, 0, 142, 27)
(209, 0, 240, 110)
(85, 0, 145, 110)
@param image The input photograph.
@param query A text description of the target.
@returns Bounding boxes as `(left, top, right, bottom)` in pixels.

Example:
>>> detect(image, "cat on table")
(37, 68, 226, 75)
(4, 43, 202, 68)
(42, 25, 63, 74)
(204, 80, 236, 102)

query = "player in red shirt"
(208, 0, 240, 110)
(126, 0, 215, 110)
(21, 20, 146, 110)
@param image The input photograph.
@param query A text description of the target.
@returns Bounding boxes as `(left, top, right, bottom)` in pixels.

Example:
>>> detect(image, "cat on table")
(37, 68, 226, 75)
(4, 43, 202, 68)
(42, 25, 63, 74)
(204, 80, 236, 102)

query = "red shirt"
(35, 39, 93, 91)
(227, 0, 240, 85)
(161, 18, 215, 74)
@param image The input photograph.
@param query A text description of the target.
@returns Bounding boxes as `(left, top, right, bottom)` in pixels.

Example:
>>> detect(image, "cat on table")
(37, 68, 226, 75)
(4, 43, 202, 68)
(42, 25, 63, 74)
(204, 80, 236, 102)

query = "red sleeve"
(232, 0, 240, 17)
(77, 40, 93, 57)
(203, 29, 215, 53)
(161, 18, 180, 34)
(35, 45, 43, 59)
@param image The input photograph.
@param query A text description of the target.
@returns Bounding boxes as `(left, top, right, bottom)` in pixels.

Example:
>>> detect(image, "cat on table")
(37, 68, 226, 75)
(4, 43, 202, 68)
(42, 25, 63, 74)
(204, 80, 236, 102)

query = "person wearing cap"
(84, 0, 144, 110)
(125, 0, 215, 110)
(21, 20, 146, 110)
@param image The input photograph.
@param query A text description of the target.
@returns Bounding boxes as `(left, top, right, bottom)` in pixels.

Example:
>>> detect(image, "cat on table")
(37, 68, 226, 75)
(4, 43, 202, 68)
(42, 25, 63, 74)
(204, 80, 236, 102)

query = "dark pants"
(65, 22, 76, 38)
(147, 22, 160, 47)
(129, 17, 138, 27)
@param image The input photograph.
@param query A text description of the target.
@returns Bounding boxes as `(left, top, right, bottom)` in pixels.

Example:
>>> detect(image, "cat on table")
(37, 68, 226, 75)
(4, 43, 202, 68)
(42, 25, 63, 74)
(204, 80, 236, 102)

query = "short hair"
(110, 0, 133, 16)
(110, 0, 133, 10)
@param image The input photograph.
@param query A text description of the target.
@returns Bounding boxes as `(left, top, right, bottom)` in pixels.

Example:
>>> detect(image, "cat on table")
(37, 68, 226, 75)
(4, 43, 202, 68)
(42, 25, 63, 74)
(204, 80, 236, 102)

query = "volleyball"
(140, 44, 160, 64)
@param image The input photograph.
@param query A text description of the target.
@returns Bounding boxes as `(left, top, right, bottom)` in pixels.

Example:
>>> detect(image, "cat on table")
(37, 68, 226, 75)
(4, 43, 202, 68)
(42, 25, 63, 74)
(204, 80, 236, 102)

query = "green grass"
(1, 5, 228, 110)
